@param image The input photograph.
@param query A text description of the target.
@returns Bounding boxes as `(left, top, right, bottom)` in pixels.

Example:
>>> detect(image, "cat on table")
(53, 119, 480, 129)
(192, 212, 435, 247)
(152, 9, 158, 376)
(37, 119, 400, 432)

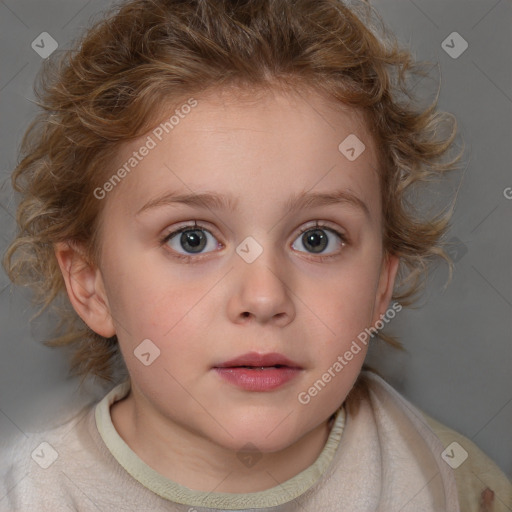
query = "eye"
(162, 223, 221, 257)
(291, 223, 347, 257)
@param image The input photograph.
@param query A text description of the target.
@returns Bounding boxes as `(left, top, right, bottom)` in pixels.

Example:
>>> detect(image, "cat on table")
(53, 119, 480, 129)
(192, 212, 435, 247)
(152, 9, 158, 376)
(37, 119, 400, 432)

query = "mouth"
(213, 352, 303, 391)
(214, 352, 302, 370)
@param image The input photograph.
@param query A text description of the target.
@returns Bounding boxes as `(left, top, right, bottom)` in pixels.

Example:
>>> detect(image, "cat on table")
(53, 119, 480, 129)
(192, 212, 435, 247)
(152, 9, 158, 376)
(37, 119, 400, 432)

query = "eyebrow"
(136, 189, 370, 219)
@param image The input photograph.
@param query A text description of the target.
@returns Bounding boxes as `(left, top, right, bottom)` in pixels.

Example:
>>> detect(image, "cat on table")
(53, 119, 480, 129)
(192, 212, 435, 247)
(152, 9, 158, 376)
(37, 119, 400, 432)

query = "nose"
(226, 250, 296, 327)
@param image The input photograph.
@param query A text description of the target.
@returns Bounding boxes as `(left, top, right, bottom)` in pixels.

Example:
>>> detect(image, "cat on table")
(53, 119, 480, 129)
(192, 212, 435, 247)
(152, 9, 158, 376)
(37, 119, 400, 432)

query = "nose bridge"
(230, 234, 295, 324)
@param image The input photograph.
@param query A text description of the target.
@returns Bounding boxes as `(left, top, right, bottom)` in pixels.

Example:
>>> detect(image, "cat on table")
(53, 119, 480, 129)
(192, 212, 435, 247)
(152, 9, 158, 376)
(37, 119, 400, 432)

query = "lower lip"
(214, 367, 301, 391)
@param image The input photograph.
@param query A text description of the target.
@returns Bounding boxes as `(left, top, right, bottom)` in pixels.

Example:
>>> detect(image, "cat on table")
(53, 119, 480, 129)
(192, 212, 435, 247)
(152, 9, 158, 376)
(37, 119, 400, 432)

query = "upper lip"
(214, 352, 302, 369)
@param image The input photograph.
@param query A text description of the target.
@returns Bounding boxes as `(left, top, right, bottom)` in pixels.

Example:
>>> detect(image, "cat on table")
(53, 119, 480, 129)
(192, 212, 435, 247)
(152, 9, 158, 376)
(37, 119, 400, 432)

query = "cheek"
(108, 275, 204, 343)
(105, 271, 208, 404)
(101, 234, 191, 326)
(102, 252, 213, 369)
(296, 263, 380, 414)
(308, 260, 381, 338)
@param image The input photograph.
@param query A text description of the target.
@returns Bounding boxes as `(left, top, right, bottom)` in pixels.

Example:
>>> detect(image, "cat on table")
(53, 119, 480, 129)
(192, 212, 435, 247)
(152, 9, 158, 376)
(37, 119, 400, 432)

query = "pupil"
(303, 229, 327, 253)
(181, 230, 206, 253)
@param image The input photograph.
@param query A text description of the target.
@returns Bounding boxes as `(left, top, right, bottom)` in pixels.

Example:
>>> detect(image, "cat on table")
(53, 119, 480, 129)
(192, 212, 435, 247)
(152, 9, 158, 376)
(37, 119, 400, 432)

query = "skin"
(55, 86, 399, 493)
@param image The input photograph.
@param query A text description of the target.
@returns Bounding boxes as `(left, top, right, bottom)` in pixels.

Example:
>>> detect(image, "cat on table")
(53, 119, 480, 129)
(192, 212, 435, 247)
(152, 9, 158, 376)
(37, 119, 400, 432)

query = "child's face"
(78, 87, 397, 452)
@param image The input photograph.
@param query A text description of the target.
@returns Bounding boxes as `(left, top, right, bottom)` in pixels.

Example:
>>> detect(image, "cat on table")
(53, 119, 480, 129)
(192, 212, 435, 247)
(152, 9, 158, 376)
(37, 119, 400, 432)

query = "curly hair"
(3, 0, 462, 387)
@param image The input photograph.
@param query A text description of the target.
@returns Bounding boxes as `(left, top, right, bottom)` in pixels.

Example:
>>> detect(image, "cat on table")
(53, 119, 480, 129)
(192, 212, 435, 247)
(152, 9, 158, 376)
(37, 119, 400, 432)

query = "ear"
(371, 251, 400, 325)
(54, 242, 116, 338)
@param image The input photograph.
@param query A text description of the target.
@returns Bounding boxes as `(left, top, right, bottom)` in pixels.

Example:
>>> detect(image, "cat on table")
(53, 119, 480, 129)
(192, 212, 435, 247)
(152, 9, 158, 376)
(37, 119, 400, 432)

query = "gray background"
(0, 0, 511, 482)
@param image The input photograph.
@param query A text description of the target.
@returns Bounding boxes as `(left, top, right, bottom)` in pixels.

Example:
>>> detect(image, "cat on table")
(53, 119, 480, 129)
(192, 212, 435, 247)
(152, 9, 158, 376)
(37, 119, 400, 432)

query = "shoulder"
(0, 381, 157, 512)
(357, 371, 512, 511)
(0, 403, 102, 511)
(423, 412, 512, 511)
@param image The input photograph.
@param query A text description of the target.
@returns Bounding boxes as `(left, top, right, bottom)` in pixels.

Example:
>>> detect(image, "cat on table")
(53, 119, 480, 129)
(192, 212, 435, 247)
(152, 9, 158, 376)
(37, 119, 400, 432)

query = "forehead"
(102, 86, 381, 222)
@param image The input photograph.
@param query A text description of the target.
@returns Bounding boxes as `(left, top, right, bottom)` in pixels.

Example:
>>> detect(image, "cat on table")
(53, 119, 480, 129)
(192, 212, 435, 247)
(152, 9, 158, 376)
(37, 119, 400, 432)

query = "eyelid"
(295, 221, 348, 243)
(161, 220, 347, 242)
(290, 222, 348, 262)
(161, 220, 220, 243)
(160, 221, 223, 263)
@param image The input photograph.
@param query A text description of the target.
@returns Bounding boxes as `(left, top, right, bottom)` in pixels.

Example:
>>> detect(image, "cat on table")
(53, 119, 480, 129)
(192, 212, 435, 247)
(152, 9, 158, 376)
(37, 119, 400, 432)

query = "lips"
(213, 352, 303, 391)
(214, 352, 302, 369)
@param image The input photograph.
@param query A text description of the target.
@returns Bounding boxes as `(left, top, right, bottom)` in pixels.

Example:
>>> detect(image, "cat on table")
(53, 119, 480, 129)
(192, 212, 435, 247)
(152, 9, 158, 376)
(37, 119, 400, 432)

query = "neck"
(110, 390, 334, 493)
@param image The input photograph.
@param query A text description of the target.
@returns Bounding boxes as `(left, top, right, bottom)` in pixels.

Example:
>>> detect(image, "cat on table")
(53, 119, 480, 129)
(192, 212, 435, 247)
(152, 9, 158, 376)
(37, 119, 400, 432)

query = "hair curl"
(3, 0, 463, 386)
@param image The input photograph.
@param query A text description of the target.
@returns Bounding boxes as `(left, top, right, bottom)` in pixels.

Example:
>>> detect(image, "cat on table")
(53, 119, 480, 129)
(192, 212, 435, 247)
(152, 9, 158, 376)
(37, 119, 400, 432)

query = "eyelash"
(159, 221, 348, 263)
(295, 223, 348, 262)
(160, 222, 219, 262)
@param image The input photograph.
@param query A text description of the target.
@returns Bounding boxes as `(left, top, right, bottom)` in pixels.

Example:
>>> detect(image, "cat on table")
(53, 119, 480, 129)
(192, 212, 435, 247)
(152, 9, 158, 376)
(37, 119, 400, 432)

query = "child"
(1, 0, 510, 510)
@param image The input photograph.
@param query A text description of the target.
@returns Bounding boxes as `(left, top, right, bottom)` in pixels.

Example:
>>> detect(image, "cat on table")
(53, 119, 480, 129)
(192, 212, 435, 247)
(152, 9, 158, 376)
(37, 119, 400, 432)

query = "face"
(69, 87, 397, 454)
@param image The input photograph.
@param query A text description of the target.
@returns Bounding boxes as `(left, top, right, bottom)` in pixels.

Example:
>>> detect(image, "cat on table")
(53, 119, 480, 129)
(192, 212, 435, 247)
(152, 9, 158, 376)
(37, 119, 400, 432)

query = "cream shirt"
(1, 372, 510, 511)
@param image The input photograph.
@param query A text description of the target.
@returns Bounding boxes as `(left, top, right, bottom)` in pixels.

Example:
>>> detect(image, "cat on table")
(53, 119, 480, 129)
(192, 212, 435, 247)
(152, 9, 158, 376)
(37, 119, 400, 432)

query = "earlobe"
(54, 242, 116, 338)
